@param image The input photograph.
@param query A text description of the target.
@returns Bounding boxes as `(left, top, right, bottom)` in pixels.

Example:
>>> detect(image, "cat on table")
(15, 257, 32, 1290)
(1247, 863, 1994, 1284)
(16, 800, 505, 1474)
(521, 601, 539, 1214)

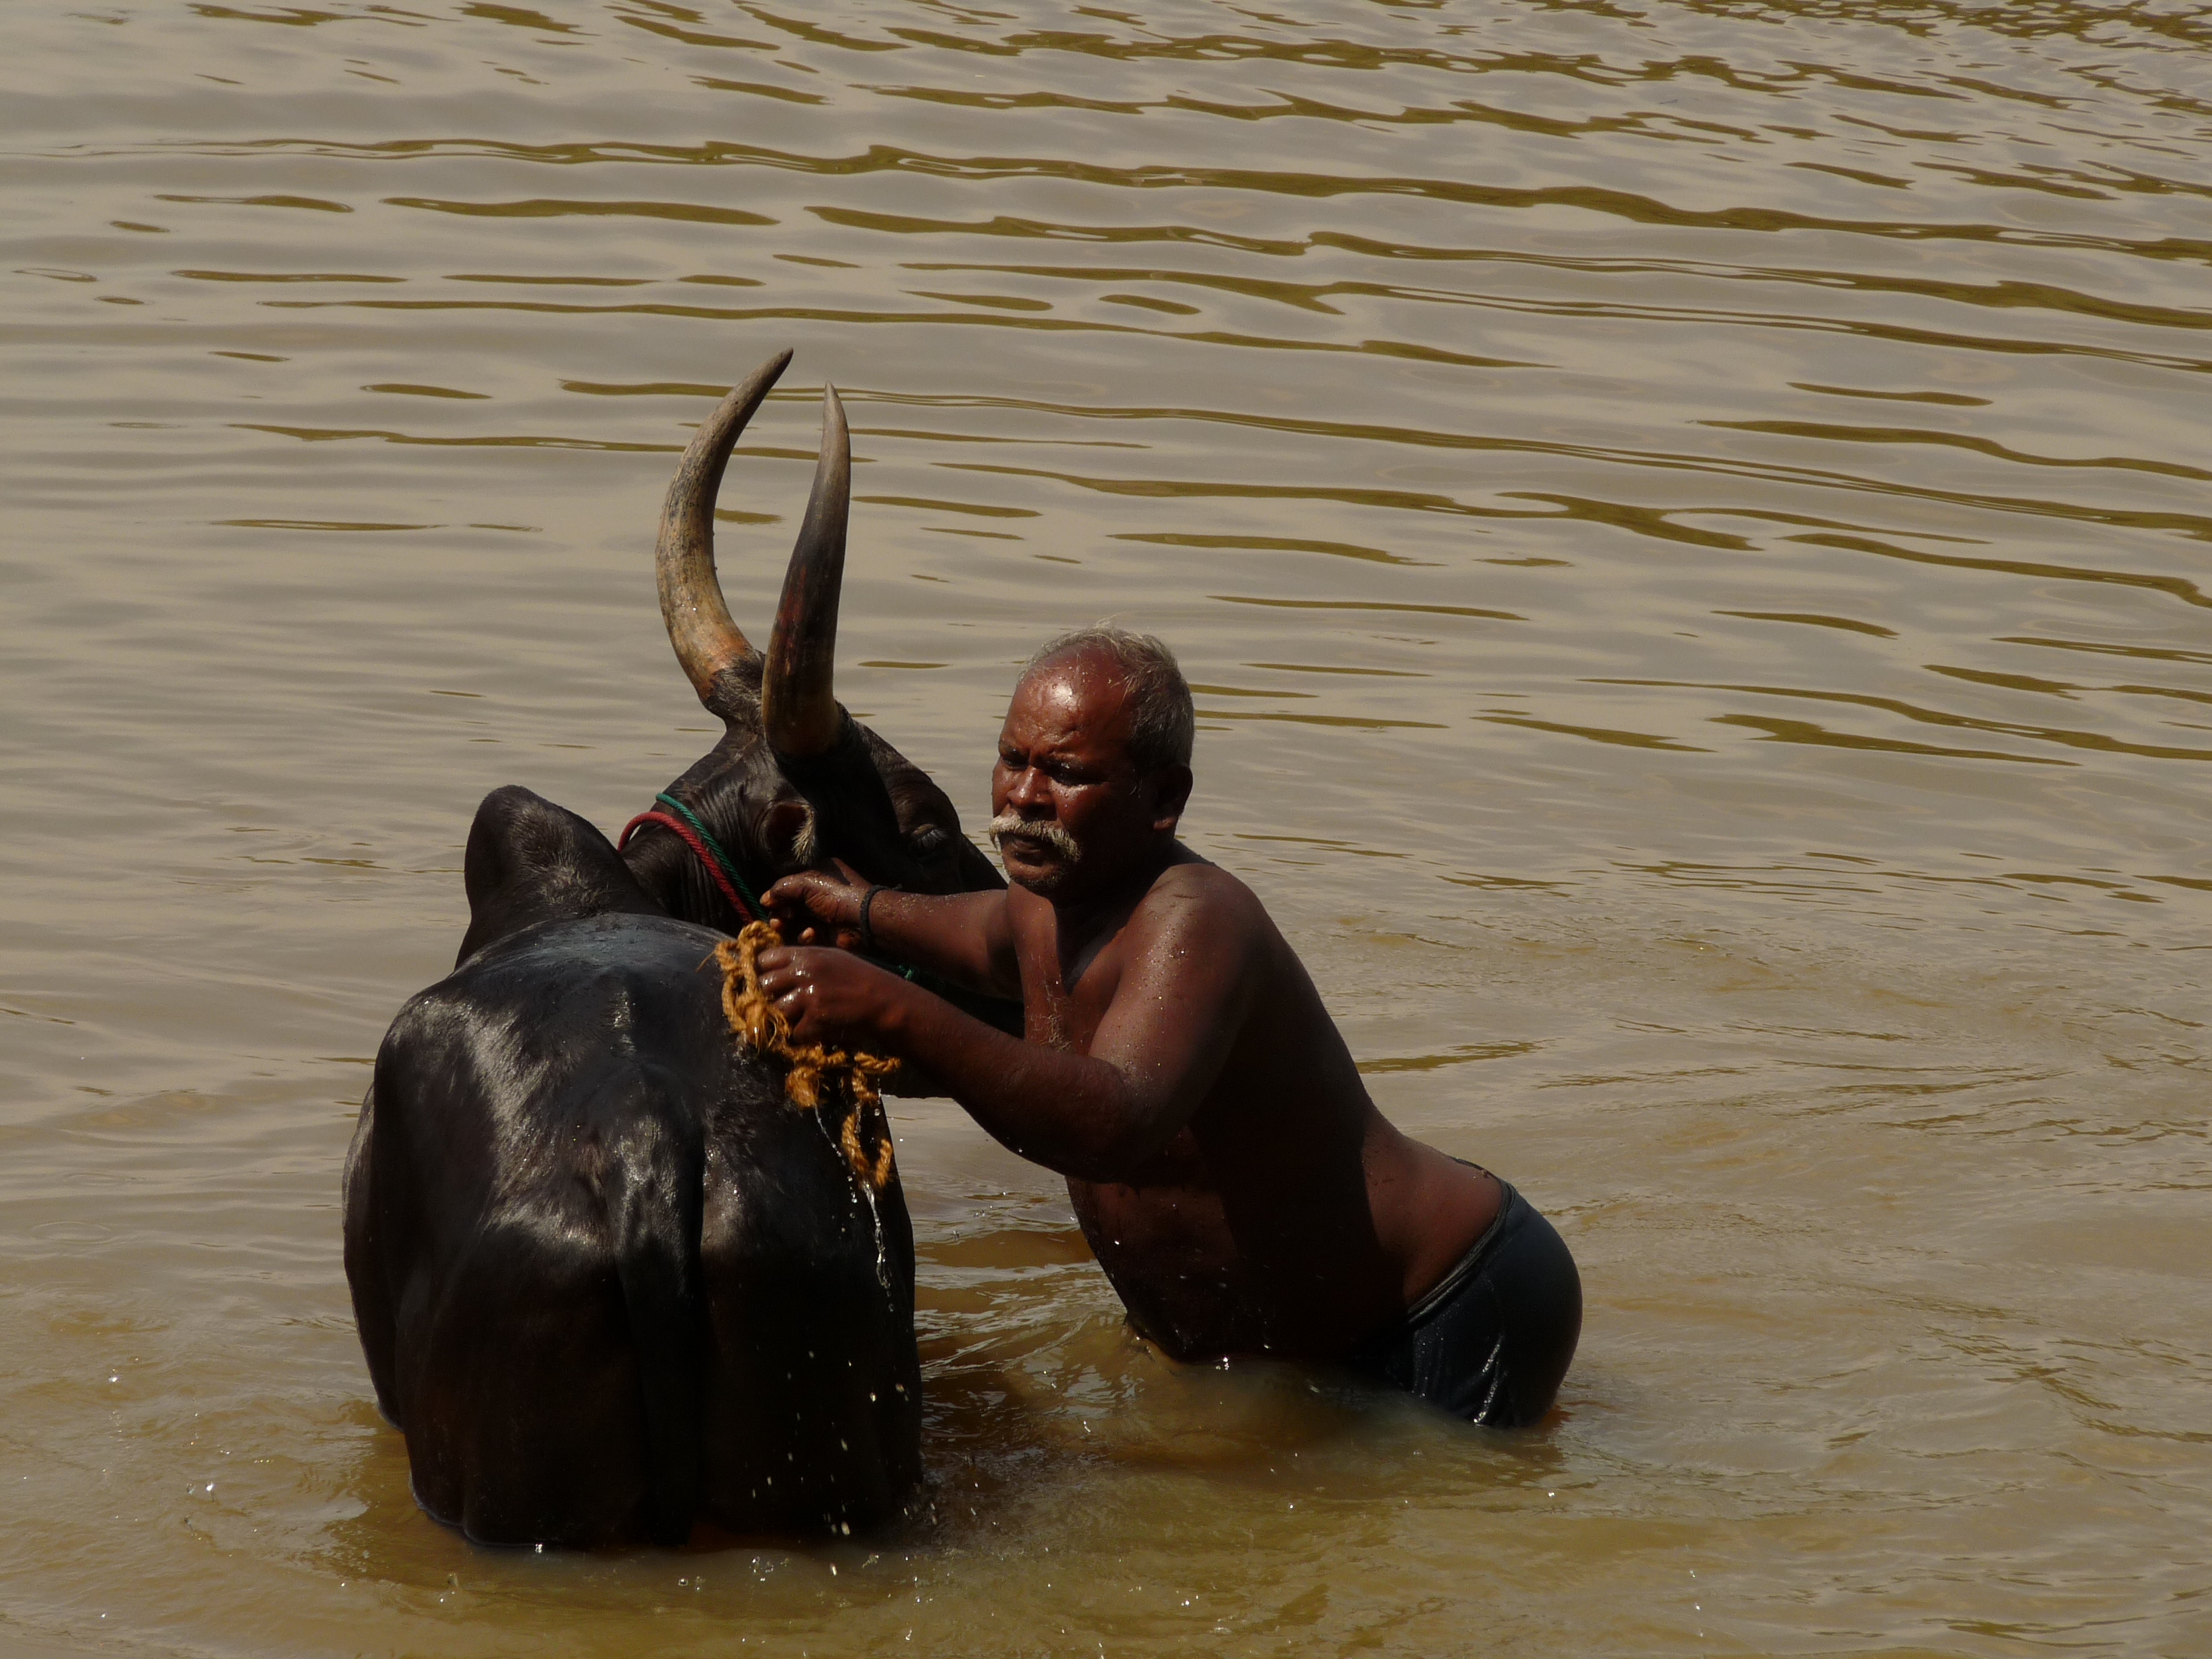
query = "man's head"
(990, 626, 1195, 899)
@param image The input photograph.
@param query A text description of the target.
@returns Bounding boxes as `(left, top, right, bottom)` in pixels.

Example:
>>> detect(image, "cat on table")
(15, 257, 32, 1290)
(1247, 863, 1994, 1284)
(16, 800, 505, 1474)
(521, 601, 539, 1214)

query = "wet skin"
(759, 646, 1501, 1362)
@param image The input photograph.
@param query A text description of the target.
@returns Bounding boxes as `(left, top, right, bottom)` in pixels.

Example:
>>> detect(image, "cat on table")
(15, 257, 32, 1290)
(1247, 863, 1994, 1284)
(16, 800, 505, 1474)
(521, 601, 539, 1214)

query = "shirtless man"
(759, 627, 1581, 1426)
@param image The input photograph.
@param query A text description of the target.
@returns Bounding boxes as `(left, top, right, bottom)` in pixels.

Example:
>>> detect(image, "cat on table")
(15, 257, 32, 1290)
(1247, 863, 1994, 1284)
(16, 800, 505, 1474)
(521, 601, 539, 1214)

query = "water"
(4, 0, 2209, 1652)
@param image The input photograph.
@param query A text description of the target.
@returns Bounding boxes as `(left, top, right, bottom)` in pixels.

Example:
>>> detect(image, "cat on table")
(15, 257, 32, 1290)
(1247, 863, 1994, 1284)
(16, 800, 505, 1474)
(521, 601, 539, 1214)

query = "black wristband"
(856, 884, 884, 954)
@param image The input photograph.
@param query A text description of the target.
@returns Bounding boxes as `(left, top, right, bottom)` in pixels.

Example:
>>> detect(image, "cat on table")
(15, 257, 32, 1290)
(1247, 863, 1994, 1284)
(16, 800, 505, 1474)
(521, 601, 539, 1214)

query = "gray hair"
(1020, 625, 1196, 774)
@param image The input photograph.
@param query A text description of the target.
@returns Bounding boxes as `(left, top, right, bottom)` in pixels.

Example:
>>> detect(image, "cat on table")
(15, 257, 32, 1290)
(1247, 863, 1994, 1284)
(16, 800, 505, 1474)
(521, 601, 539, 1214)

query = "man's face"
(990, 650, 1172, 899)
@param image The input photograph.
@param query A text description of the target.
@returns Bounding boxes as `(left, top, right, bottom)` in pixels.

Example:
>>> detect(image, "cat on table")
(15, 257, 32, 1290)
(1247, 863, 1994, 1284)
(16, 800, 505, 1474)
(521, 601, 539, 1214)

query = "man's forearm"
(879, 982, 1166, 1182)
(866, 888, 1016, 997)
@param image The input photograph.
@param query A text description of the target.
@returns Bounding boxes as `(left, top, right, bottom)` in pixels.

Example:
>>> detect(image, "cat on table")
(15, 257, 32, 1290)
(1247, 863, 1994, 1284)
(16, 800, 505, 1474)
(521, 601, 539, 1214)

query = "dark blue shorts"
(1351, 1179, 1581, 1427)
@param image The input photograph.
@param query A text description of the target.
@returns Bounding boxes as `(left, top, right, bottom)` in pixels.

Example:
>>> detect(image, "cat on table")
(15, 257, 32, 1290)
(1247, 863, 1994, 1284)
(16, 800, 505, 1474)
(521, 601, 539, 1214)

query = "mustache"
(987, 811, 1082, 863)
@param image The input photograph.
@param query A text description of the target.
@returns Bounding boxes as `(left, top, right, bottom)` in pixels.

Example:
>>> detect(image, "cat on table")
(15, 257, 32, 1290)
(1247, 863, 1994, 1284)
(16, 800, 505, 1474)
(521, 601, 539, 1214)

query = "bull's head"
(626, 350, 1005, 927)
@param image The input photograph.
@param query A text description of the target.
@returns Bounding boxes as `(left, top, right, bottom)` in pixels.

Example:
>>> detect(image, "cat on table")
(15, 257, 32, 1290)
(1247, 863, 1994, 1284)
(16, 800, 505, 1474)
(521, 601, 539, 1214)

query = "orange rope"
(714, 922, 900, 1193)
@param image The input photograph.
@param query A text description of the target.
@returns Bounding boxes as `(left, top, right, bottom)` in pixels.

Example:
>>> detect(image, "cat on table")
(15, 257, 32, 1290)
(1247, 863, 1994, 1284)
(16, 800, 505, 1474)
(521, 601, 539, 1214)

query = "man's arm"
(766, 872, 1019, 999)
(758, 878, 1259, 1182)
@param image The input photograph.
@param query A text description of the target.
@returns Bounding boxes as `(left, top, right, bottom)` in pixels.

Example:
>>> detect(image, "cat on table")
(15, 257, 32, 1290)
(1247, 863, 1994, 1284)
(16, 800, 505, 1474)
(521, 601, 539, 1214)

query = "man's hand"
(770, 868, 1021, 1004)
(765, 860, 869, 950)
(754, 944, 908, 1050)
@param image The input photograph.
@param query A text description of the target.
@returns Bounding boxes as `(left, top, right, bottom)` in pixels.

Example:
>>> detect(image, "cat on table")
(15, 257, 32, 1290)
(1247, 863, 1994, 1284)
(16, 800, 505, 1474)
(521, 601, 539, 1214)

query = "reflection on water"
(2, 0, 2207, 1653)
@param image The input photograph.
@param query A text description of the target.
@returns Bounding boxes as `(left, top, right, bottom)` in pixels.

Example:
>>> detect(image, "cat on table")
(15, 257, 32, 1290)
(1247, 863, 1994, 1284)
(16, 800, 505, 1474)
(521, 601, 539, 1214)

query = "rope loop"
(652, 793, 768, 921)
(712, 921, 900, 1193)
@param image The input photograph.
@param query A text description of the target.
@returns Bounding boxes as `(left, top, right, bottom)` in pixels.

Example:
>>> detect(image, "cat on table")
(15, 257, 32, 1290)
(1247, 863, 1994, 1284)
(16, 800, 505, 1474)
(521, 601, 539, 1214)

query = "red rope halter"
(617, 809, 762, 924)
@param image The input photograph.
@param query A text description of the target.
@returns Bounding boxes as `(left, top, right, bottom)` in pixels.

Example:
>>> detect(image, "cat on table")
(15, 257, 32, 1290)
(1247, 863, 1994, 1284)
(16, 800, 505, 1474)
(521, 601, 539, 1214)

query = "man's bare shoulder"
(1132, 851, 1275, 942)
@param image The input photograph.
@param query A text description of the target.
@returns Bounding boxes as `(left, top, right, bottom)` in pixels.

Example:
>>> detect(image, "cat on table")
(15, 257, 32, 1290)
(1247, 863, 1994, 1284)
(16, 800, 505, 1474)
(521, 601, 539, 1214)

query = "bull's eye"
(911, 825, 952, 856)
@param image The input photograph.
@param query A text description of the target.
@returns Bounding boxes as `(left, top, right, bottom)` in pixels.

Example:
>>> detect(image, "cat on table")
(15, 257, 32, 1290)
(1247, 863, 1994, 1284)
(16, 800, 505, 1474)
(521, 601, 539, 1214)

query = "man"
(759, 627, 1580, 1426)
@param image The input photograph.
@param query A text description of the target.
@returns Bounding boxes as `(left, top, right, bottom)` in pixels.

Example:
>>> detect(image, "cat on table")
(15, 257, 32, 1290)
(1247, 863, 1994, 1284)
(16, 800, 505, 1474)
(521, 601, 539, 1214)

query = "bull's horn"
(761, 383, 851, 759)
(655, 349, 792, 704)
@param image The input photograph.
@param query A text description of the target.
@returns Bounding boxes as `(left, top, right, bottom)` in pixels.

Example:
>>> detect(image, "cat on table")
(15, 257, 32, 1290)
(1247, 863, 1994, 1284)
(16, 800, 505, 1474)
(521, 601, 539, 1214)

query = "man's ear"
(1148, 763, 1194, 833)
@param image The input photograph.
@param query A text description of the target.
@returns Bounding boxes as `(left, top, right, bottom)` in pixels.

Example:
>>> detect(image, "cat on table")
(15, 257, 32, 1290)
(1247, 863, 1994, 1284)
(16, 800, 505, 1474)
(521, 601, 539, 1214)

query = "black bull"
(343, 351, 1015, 1547)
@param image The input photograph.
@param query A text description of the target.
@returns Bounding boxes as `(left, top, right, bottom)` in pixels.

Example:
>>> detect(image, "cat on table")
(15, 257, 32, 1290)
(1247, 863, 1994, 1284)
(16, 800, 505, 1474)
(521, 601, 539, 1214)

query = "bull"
(343, 350, 1010, 1547)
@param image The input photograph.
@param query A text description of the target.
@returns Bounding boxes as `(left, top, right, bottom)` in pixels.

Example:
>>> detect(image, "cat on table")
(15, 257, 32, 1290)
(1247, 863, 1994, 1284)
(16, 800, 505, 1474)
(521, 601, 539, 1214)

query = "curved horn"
(654, 348, 792, 705)
(761, 383, 851, 759)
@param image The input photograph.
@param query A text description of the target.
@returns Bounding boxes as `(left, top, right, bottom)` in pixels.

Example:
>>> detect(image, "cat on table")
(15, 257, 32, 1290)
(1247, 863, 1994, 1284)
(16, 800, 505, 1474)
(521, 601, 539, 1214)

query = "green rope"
(655, 791, 768, 921)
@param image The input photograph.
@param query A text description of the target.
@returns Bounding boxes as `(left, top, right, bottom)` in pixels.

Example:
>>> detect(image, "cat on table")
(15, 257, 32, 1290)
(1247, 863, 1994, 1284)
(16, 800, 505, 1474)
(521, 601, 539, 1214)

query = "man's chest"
(1013, 925, 1125, 1053)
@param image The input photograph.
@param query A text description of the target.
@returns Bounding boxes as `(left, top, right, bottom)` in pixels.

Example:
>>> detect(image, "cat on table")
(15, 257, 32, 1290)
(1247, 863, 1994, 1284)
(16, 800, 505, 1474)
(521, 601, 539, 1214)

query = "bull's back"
(346, 912, 921, 1546)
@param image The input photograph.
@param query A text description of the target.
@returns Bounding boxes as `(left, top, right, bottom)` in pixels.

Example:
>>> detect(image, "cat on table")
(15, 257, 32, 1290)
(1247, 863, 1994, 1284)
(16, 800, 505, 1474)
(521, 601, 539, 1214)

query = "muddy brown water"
(4, 1, 2210, 1653)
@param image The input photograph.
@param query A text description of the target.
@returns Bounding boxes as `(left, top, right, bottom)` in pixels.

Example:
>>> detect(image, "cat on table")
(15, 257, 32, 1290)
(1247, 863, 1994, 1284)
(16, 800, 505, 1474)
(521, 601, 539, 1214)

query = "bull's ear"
(761, 797, 818, 871)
